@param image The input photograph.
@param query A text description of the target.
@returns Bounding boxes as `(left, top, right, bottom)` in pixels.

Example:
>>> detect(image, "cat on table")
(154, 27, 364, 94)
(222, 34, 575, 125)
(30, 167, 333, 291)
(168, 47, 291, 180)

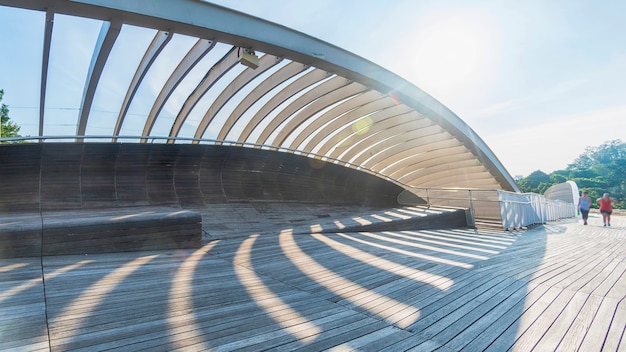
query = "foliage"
(568, 140, 626, 169)
(517, 139, 625, 209)
(517, 170, 552, 194)
(0, 89, 22, 141)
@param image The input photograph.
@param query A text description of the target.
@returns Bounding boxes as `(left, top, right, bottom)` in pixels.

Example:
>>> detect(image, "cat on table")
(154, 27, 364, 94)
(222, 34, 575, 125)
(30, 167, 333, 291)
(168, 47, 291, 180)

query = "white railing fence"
(400, 186, 577, 229)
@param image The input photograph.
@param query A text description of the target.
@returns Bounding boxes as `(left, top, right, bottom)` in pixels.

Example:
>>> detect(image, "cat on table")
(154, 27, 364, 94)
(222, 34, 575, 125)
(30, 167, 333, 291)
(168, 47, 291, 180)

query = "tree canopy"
(517, 139, 625, 209)
(0, 89, 21, 140)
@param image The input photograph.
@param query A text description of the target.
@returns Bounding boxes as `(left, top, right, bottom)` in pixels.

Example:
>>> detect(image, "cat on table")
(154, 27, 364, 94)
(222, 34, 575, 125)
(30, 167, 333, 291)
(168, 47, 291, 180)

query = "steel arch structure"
(1, 0, 520, 192)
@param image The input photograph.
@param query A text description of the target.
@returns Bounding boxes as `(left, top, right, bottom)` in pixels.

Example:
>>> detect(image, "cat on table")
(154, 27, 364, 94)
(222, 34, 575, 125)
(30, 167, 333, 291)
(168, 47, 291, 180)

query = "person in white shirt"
(578, 190, 592, 225)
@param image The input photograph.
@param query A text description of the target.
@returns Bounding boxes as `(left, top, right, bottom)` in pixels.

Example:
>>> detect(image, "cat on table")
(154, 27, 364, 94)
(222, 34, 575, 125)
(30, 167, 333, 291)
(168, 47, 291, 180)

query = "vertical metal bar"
(40, 8, 54, 139)
(76, 20, 121, 139)
(467, 189, 476, 228)
(114, 30, 172, 142)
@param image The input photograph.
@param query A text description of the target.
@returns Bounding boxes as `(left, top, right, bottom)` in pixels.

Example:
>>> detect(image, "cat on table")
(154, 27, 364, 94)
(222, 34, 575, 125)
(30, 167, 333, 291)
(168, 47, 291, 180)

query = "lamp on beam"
(238, 48, 259, 69)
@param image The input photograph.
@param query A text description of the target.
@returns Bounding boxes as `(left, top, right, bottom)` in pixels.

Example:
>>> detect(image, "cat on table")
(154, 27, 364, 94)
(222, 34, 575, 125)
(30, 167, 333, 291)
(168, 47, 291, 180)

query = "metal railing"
(399, 186, 577, 229)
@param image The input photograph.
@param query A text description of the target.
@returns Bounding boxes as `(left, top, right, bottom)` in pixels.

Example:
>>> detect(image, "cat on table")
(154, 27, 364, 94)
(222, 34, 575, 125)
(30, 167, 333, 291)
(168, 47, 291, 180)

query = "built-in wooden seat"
(0, 207, 202, 258)
(0, 213, 43, 258)
(41, 207, 201, 256)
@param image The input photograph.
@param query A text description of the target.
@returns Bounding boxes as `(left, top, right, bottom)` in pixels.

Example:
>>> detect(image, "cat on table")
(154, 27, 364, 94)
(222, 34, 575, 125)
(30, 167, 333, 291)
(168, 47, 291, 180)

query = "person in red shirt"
(596, 193, 617, 227)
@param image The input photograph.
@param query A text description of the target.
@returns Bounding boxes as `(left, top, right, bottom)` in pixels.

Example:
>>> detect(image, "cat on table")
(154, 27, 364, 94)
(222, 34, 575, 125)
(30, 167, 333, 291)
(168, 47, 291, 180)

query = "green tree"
(573, 177, 608, 192)
(568, 139, 626, 169)
(517, 170, 551, 193)
(606, 158, 626, 208)
(568, 168, 597, 179)
(568, 150, 595, 169)
(550, 173, 567, 184)
(0, 89, 21, 140)
(516, 139, 625, 209)
(607, 159, 626, 184)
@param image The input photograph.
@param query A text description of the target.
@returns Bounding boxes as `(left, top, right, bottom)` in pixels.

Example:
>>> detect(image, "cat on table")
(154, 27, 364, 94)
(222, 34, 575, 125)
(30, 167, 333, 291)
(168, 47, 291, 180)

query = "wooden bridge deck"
(1, 213, 625, 351)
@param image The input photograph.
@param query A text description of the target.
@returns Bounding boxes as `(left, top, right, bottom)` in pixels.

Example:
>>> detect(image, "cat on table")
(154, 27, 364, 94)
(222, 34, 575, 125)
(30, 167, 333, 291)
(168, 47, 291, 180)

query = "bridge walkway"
(1, 211, 624, 351)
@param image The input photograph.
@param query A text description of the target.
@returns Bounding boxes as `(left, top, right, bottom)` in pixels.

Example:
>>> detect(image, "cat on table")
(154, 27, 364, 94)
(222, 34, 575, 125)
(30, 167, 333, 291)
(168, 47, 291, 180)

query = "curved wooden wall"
(0, 143, 405, 213)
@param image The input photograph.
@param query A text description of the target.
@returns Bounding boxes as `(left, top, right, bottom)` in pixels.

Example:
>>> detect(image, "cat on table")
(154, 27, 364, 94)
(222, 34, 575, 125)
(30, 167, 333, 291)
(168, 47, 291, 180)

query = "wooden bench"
(0, 213, 43, 258)
(0, 207, 202, 258)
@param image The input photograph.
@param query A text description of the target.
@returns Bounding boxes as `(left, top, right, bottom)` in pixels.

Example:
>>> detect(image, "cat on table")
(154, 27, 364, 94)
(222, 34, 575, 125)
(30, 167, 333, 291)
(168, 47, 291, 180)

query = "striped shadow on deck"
(1, 215, 625, 351)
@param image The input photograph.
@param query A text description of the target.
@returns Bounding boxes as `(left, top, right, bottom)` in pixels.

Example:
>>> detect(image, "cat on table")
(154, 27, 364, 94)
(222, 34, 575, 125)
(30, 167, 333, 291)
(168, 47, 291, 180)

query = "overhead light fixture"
(238, 48, 259, 69)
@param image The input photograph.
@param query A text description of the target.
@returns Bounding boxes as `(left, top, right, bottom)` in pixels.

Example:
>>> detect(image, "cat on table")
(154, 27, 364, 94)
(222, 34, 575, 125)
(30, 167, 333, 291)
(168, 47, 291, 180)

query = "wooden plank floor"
(1, 213, 624, 351)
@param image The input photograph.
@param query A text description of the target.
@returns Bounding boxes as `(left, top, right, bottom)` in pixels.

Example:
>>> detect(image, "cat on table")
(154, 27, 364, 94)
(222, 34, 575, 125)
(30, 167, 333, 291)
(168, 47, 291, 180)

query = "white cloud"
(485, 104, 626, 176)
(467, 78, 589, 120)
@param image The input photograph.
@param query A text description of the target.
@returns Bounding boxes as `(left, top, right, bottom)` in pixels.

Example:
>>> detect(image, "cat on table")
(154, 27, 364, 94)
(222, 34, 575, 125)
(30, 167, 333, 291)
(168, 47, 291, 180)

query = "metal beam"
(237, 68, 332, 143)
(76, 20, 121, 138)
(142, 38, 216, 141)
(290, 90, 383, 150)
(193, 53, 284, 141)
(216, 61, 309, 141)
(311, 104, 414, 155)
(270, 82, 369, 146)
(255, 76, 352, 145)
(169, 46, 239, 139)
(348, 126, 447, 166)
(114, 30, 172, 142)
(383, 144, 469, 176)
(39, 8, 53, 138)
(294, 93, 395, 150)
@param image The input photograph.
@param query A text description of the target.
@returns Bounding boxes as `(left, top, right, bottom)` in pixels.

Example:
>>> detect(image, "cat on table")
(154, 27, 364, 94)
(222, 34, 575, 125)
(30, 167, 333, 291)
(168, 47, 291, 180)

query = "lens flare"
(352, 116, 373, 135)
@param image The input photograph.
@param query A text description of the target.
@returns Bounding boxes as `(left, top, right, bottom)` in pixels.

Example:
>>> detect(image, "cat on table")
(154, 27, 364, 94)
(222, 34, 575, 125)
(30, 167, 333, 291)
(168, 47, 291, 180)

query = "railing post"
(467, 189, 476, 228)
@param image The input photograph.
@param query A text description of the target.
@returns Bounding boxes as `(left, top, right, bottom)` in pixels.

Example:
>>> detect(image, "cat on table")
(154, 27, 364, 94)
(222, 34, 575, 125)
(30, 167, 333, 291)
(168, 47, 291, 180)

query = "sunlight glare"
(352, 217, 372, 226)
(406, 11, 499, 100)
(234, 234, 320, 342)
(336, 232, 473, 269)
(52, 256, 157, 346)
(383, 231, 500, 254)
(0, 262, 29, 273)
(351, 116, 373, 135)
(280, 229, 421, 328)
(359, 232, 489, 260)
(0, 260, 93, 304)
(312, 233, 453, 290)
(168, 242, 219, 350)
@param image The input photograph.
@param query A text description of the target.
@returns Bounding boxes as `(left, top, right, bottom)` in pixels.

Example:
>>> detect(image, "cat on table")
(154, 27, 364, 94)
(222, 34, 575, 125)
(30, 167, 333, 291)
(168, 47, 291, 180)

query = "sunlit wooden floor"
(1, 213, 624, 351)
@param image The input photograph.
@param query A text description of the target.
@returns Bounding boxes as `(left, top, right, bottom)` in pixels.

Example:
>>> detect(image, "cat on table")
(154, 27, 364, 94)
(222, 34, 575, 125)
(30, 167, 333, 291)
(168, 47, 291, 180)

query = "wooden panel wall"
(174, 145, 206, 208)
(0, 144, 41, 212)
(81, 143, 119, 208)
(0, 143, 404, 211)
(40, 144, 82, 211)
(116, 144, 151, 206)
(145, 145, 179, 206)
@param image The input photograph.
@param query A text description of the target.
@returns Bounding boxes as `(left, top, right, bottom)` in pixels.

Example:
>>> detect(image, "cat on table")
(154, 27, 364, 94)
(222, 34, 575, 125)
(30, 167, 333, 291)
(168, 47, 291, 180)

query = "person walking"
(578, 191, 592, 225)
(596, 193, 617, 226)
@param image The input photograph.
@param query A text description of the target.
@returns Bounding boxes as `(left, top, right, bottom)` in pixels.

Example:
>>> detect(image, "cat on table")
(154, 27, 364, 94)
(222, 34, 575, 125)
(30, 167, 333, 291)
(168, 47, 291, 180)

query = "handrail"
(399, 186, 576, 229)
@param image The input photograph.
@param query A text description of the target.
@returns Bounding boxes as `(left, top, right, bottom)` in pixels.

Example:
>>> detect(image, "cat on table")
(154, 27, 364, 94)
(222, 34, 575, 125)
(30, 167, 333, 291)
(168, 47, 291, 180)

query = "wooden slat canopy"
(0, 0, 519, 192)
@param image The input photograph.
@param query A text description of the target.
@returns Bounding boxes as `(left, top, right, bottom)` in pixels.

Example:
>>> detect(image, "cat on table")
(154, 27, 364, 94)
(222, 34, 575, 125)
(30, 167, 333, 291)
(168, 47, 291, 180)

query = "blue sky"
(207, 0, 626, 177)
(1, 1, 625, 177)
